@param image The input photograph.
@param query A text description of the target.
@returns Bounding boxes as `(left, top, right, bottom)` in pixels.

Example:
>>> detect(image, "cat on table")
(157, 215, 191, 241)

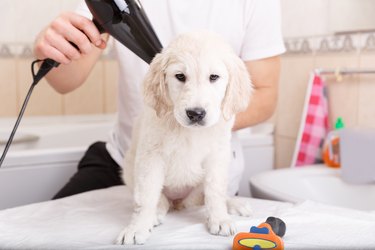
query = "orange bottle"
(322, 117, 344, 168)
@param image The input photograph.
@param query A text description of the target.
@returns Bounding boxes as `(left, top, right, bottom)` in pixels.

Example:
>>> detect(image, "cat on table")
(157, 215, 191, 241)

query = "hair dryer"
(0, 0, 162, 167)
(36, 0, 163, 85)
(86, 0, 163, 64)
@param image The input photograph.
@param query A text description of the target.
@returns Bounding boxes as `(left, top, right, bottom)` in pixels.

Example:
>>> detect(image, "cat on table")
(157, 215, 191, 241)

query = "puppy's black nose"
(186, 108, 206, 122)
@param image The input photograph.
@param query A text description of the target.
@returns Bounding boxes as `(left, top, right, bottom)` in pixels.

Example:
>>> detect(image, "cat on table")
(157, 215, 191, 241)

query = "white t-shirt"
(76, 0, 285, 196)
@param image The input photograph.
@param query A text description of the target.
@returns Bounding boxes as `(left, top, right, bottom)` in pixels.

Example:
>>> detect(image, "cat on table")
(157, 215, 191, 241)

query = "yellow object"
(233, 223, 284, 250)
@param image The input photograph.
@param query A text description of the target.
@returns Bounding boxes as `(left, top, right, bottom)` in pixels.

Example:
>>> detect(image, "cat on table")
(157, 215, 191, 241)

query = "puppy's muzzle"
(186, 108, 206, 123)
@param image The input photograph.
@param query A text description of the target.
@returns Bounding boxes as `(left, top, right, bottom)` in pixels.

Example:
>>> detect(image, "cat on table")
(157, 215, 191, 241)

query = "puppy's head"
(143, 32, 253, 128)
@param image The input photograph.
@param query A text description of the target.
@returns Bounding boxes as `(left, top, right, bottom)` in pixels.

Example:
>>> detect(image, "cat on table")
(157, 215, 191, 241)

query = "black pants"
(53, 141, 124, 199)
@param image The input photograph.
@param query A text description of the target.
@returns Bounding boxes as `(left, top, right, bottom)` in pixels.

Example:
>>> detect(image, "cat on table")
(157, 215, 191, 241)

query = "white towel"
(0, 186, 291, 250)
(279, 200, 375, 249)
(0, 186, 374, 250)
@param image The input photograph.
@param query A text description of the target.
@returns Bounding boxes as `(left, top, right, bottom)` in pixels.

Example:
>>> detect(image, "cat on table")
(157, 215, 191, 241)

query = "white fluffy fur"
(116, 32, 253, 245)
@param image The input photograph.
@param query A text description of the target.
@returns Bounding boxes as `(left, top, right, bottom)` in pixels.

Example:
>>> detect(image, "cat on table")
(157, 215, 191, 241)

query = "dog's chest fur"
(160, 126, 221, 200)
(130, 109, 233, 201)
(162, 129, 210, 188)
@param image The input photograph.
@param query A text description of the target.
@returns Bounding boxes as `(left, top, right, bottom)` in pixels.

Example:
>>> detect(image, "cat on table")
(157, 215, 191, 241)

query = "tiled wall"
(281, 0, 375, 37)
(274, 32, 375, 168)
(0, 0, 120, 117)
(0, 57, 118, 117)
(2, 0, 375, 170)
(0, 0, 81, 44)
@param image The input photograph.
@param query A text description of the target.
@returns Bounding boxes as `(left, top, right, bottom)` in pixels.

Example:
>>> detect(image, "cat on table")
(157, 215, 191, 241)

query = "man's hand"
(33, 12, 109, 94)
(34, 12, 106, 64)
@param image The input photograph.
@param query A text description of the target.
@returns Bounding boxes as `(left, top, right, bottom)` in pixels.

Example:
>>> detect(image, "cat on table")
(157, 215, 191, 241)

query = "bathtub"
(0, 114, 274, 210)
(0, 114, 115, 209)
(249, 165, 375, 211)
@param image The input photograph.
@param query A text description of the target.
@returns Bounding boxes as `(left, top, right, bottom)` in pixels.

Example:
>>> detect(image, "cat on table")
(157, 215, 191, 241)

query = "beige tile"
(61, 0, 81, 10)
(358, 52, 375, 128)
(276, 54, 315, 138)
(103, 59, 118, 114)
(14, 0, 62, 43)
(266, 111, 277, 125)
(0, 1, 17, 43)
(0, 59, 18, 117)
(17, 59, 63, 116)
(274, 135, 296, 169)
(63, 61, 105, 115)
(314, 53, 360, 128)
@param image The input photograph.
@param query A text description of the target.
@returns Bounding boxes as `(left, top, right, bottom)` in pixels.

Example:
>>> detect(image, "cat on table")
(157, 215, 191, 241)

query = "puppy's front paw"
(115, 225, 152, 245)
(207, 218, 236, 236)
(227, 197, 253, 217)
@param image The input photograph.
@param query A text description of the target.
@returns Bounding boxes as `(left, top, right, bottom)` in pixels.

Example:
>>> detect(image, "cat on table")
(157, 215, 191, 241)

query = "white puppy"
(116, 32, 253, 245)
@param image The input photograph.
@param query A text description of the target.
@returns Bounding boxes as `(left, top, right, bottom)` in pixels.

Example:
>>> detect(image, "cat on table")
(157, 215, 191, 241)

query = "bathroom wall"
(1, 0, 375, 170)
(0, 0, 82, 44)
(274, 32, 375, 168)
(281, 0, 375, 37)
(2, 0, 374, 118)
(275, 0, 375, 168)
(0, 55, 118, 117)
(0, 0, 118, 117)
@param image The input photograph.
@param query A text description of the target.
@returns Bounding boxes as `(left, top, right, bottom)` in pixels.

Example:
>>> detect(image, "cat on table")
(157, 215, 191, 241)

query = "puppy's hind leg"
(227, 197, 253, 217)
(154, 193, 170, 226)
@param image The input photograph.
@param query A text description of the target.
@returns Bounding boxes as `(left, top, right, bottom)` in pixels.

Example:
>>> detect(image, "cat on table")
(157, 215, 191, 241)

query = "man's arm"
(38, 45, 105, 94)
(33, 12, 108, 94)
(233, 56, 281, 131)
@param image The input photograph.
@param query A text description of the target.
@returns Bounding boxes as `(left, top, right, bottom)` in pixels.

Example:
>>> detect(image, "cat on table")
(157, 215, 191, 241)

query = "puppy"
(116, 31, 253, 245)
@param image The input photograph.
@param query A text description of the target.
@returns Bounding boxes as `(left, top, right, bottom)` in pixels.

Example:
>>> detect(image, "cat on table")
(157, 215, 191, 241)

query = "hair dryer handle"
(93, 19, 106, 34)
(266, 217, 286, 238)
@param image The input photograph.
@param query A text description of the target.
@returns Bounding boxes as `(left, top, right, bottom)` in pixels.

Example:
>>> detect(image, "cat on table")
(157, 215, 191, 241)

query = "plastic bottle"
(322, 117, 345, 168)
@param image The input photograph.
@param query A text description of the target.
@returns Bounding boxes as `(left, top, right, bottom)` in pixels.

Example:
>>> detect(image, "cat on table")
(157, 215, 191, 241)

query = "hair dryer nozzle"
(85, 0, 162, 64)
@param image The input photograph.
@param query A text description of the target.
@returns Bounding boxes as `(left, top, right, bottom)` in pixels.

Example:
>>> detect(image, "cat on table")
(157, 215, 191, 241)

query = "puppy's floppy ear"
(143, 52, 172, 117)
(222, 55, 253, 120)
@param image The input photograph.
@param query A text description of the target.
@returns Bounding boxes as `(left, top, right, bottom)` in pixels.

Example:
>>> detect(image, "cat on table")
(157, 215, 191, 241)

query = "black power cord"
(0, 59, 59, 168)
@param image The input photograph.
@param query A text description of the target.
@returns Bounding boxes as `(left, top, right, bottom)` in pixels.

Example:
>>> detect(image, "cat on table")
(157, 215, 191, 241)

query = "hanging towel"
(292, 73, 330, 167)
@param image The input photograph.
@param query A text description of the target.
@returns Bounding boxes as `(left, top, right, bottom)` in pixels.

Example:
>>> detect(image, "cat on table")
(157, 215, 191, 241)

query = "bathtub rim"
(1, 146, 86, 169)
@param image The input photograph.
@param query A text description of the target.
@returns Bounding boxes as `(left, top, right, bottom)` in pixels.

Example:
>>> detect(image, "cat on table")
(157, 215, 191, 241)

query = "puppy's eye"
(175, 73, 186, 82)
(209, 74, 220, 82)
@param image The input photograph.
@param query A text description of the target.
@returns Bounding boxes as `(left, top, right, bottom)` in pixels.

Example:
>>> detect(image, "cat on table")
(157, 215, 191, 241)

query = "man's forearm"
(233, 85, 277, 131)
(42, 49, 102, 94)
(33, 13, 108, 94)
(232, 56, 281, 131)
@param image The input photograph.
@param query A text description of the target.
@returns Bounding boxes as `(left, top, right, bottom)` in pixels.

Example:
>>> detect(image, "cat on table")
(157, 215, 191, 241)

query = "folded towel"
(0, 186, 291, 250)
(0, 186, 374, 250)
(279, 201, 375, 249)
(292, 73, 330, 167)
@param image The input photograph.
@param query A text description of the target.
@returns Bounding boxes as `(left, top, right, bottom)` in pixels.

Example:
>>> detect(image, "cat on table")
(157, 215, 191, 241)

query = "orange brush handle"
(233, 223, 284, 250)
